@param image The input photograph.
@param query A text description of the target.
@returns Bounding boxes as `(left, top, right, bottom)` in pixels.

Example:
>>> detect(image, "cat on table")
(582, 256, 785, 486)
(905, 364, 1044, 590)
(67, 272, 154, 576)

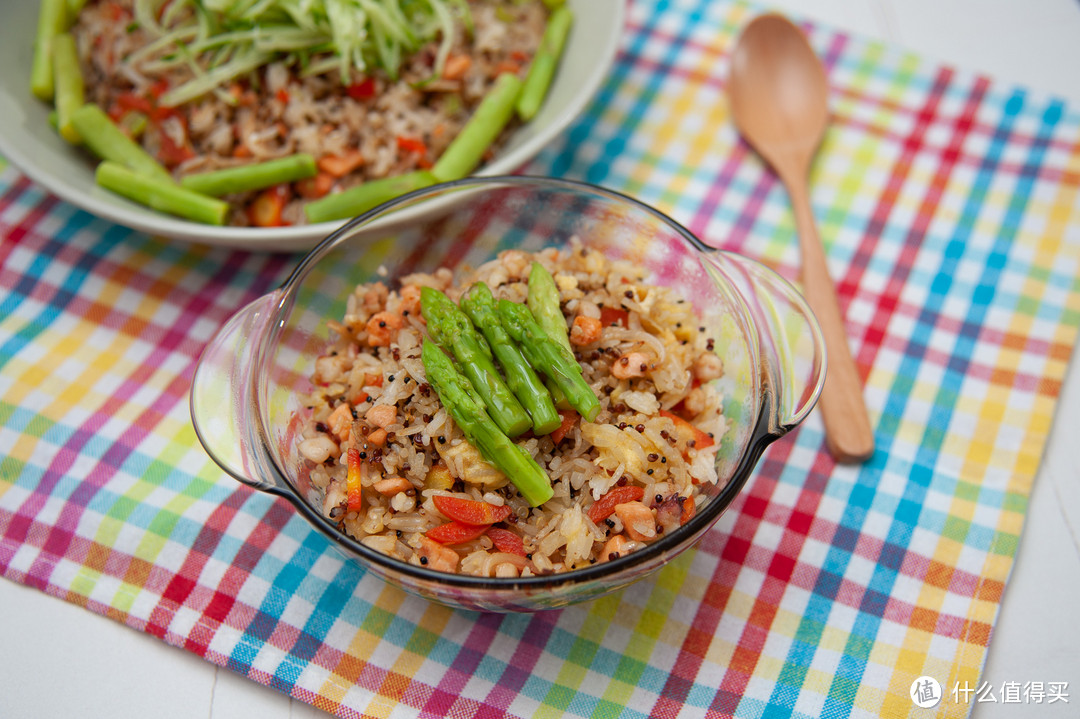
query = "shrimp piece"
(365, 404, 397, 428)
(298, 435, 339, 464)
(366, 312, 405, 346)
(614, 501, 657, 542)
(693, 352, 724, 382)
(570, 315, 603, 346)
(682, 387, 709, 416)
(612, 352, 650, 380)
(373, 476, 414, 496)
(399, 284, 422, 318)
(500, 249, 530, 278)
(599, 534, 629, 562)
(362, 283, 389, 313)
(416, 536, 459, 572)
(326, 403, 353, 442)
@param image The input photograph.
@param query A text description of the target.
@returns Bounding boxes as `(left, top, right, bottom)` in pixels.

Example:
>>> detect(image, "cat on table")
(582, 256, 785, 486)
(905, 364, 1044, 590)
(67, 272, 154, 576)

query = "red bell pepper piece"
(247, 185, 290, 227)
(432, 495, 512, 525)
(659, 409, 714, 449)
(599, 306, 629, 328)
(346, 77, 376, 100)
(587, 485, 644, 524)
(549, 409, 579, 444)
(487, 527, 527, 556)
(426, 520, 489, 545)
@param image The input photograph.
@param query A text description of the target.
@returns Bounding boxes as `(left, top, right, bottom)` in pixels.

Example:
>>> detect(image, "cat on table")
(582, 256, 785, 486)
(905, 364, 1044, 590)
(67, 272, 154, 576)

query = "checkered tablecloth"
(3, 1, 1079, 717)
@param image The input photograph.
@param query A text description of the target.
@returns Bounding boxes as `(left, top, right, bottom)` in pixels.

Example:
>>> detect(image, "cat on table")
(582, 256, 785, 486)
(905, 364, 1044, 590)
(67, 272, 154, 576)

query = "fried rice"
(296, 240, 729, 577)
(70, 0, 547, 226)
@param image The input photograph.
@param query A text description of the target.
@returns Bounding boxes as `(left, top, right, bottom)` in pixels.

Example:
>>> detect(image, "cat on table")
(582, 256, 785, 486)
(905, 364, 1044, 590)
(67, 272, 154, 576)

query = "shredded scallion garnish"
(122, 0, 472, 106)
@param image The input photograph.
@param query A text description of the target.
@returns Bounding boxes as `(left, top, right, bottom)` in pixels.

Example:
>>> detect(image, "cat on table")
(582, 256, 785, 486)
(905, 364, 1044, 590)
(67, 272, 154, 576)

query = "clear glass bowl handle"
(190, 292, 285, 492)
(702, 251, 827, 436)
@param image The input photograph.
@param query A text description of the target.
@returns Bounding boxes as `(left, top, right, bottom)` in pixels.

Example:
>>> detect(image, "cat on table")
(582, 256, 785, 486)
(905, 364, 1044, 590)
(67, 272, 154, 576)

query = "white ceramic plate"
(0, 0, 624, 252)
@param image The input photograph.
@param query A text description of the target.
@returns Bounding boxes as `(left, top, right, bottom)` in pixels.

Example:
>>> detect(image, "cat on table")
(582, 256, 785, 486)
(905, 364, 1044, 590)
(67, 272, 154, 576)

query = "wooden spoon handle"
(787, 179, 875, 462)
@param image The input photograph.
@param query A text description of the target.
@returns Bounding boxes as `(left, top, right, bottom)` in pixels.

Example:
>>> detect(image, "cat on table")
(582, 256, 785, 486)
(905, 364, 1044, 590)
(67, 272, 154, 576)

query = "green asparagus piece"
(461, 282, 561, 435)
(71, 104, 174, 183)
(96, 162, 229, 225)
(526, 261, 574, 405)
(118, 111, 148, 140)
(68, 0, 89, 14)
(181, 154, 317, 196)
(31, 0, 68, 101)
(421, 341, 554, 506)
(496, 299, 601, 423)
(421, 286, 532, 437)
(541, 0, 566, 8)
(51, 33, 84, 144)
(516, 6, 573, 121)
(527, 261, 573, 356)
(304, 170, 436, 223)
(431, 72, 523, 182)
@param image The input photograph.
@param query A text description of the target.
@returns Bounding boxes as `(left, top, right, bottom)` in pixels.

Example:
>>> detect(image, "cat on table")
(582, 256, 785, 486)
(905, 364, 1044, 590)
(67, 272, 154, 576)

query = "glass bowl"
(190, 176, 826, 612)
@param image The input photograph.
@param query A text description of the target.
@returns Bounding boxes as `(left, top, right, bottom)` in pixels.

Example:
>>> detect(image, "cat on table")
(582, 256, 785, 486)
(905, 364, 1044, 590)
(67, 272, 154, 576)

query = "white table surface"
(2, 1, 1079, 717)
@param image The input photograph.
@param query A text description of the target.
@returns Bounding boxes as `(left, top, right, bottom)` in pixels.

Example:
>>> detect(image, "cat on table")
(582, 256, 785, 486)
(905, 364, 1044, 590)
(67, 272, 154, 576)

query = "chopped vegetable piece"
(71, 104, 173, 183)
(421, 286, 532, 437)
(587, 485, 645, 524)
(96, 162, 229, 225)
(31, 0, 68, 102)
(600, 306, 629, 328)
(421, 341, 554, 506)
(460, 282, 561, 435)
(431, 72, 523, 182)
(496, 299, 601, 422)
(549, 409, 579, 444)
(117, 111, 148, 140)
(426, 520, 490, 545)
(317, 151, 365, 178)
(247, 185, 290, 227)
(51, 33, 84, 144)
(180, 154, 317, 197)
(487, 527, 527, 556)
(659, 409, 715, 449)
(304, 170, 436, 224)
(346, 78, 377, 100)
(296, 172, 335, 199)
(346, 447, 363, 511)
(516, 6, 573, 121)
(424, 462, 455, 491)
(433, 494, 512, 526)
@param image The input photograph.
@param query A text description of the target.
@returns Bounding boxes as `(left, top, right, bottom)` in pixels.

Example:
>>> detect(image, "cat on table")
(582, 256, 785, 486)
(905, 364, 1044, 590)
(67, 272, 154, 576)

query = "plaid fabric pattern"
(3, 1, 1079, 717)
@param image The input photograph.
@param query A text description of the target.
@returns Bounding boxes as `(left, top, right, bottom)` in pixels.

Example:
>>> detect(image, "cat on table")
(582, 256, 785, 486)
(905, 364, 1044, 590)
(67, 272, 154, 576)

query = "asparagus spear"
(71, 104, 174, 183)
(431, 72, 523, 182)
(96, 162, 229, 225)
(180, 154, 317, 196)
(526, 261, 573, 405)
(51, 33, 84, 144)
(31, 0, 68, 102)
(421, 286, 532, 437)
(527, 261, 573, 356)
(304, 170, 436, 223)
(516, 6, 573, 121)
(461, 282, 561, 435)
(421, 341, 553, 506)
(496, 299, 601, 423)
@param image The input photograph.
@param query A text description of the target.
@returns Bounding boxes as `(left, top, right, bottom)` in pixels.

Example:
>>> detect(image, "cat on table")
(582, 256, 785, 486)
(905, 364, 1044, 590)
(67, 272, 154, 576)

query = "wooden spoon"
(727, 13, 874, 462)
